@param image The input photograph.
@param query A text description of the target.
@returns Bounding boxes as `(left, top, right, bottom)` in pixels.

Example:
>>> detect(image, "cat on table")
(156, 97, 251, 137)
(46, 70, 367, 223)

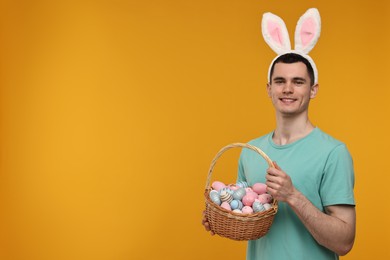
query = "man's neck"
(273, 114, 315, 145)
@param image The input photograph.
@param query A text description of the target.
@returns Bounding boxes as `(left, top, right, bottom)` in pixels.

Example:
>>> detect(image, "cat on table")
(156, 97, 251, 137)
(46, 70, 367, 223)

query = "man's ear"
(310, 83, 319, 99)
(267, 83, 272, 98)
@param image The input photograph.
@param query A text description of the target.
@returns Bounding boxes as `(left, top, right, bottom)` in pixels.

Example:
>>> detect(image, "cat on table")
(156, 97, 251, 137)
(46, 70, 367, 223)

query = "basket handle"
(205, 143, 275, 189)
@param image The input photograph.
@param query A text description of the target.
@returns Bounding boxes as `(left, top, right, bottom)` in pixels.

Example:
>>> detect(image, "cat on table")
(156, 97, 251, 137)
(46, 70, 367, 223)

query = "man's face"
(267, 62, 318, 117)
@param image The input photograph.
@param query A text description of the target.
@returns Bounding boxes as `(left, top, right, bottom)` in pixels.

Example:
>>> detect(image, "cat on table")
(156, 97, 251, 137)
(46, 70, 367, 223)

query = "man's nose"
(282, 82, 294, 93)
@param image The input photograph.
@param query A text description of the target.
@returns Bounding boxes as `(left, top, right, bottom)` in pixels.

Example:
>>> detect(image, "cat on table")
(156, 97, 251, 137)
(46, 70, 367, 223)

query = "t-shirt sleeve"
(320, 144, 355, 206)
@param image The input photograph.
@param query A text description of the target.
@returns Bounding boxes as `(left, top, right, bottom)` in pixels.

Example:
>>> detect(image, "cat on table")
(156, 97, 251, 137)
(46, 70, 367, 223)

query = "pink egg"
(252, 183, 267, 195)
(247, 191, 258, 199)
(229, 184, 239, 191)
(212, 181, 226, 191)
(258, 193, 273, 204)
(220, 201, 231, 211)
(245, 187, 254, 193)
(242, 194, 255, 207)
(242, 206, 254, 214)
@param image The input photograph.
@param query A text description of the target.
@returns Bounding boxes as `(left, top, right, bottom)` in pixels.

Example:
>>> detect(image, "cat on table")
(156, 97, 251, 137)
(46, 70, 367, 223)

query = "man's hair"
(269, 53, 315, 86)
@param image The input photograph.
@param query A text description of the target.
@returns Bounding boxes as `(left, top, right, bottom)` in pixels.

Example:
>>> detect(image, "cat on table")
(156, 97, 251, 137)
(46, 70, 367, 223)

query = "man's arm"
(266, 162, 356, 256)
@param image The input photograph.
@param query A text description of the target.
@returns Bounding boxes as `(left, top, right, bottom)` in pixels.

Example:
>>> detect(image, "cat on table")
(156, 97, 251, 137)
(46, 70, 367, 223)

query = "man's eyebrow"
(293, 77, 307, 82)
(272, 76, 307, 82)
(272, 77, 285, 81)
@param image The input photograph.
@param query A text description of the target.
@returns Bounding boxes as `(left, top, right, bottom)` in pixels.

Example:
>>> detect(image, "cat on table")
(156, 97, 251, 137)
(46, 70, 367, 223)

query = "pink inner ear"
(267, 21, 284, 47)
(300, 18, 316, 47)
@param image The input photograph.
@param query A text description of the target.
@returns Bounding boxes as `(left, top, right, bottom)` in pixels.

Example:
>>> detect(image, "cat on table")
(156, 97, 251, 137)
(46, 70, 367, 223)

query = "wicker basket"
(204, 143, 278, 241)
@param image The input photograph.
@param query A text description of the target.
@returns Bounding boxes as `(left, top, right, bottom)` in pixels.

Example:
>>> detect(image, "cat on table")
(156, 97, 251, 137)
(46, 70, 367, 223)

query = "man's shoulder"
(314, 128, 345, 147)
(307, 128, 353, 159)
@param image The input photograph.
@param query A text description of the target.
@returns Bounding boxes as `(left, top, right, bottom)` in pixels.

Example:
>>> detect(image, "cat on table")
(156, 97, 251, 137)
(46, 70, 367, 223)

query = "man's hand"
(265, 161, 296, 202)
(202, 211, 215, 235)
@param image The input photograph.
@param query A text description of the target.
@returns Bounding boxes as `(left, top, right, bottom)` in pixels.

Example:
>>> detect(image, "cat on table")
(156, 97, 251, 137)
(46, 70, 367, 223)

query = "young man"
(202, 53, 356, 259)
(241, 53, 355, 259)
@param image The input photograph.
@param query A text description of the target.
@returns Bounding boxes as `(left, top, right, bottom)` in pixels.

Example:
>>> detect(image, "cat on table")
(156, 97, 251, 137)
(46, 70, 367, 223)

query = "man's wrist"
(286, 188, 304, 208)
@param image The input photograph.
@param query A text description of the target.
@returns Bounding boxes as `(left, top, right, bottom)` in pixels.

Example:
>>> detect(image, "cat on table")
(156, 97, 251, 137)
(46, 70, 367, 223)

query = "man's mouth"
(280, 98, 297, 103)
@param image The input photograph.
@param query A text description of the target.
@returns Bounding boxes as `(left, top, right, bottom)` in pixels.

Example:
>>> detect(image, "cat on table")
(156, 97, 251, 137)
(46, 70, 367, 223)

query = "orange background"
(1, 0, 389, 259)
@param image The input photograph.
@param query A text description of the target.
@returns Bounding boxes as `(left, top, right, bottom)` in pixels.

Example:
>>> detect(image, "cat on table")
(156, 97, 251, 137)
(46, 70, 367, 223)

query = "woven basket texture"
(204, 143, 278, 241)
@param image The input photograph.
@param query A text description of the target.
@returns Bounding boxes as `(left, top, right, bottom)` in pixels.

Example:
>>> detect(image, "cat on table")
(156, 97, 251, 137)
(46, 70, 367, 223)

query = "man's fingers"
(201, 213, 215, 235)
(204, 222, 210, 231)
(202, 212, 210, 230)
(203, 221, 215, 235)
(273, 161, 282, 170)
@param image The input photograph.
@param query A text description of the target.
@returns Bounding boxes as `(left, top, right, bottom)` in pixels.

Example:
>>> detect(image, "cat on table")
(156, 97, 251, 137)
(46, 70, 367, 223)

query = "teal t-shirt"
(237, 128, 355, 260)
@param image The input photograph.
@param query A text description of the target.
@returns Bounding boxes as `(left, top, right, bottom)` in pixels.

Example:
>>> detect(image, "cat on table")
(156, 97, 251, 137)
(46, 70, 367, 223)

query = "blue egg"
(237, 200, 243, 209)
(219, 187, 233, 195)
(236, 181, 249, 188)
(211, 196, 221, 205)
(253, 201, 266, 213)
(230, 199, 243, 210)
(232, 187, 246, 200)
(209, 190, 221, 205)
(230, 200, 239, 210)
(210, 190, 219, 196)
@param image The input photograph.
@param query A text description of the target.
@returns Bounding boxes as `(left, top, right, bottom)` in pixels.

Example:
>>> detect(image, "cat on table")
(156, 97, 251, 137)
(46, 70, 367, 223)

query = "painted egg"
(236, 181, 249, 188)
(242, 206, 254, 214)
(242, 194, 255, 207)
(212, 181, 226, 191)
(219, 187, 234, 195)
(230, 199, 243, 210)
(232, 209, 242, 214)
(228, 184, 239, 191)
(232, 187, 246, 200)
(246, 191, 258, 200)
(258, 193, 273, 204)
(209, 190, 221, 205)
(252, 201, 266, 213)
(221, 201, 231, 211)
(245, 187, 254, 193)
(263, 203, 272, 210)
(252, 183, 267, 195)
(219, 190, 233, 203)
(210, 189, 218, 196)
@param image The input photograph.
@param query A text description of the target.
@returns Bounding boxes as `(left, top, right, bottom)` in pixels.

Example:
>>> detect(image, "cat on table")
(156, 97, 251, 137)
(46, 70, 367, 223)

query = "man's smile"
(279, 98, 297, 103)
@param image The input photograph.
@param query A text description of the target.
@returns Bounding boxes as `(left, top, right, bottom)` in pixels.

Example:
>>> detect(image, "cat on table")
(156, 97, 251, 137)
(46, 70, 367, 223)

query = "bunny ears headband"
(262, 8, 321, 84)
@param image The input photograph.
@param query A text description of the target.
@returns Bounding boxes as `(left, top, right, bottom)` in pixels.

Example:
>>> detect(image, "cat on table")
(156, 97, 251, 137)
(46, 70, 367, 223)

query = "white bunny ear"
(294, 8, 321, 54)
(262, 12, 291, 55)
